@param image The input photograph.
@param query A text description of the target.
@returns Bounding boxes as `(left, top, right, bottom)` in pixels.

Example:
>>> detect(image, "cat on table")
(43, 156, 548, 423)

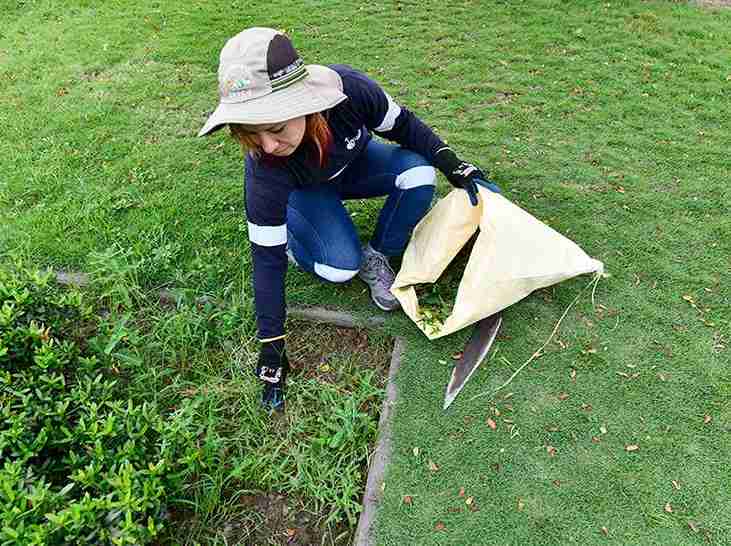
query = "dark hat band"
(271, 58, 307, 91)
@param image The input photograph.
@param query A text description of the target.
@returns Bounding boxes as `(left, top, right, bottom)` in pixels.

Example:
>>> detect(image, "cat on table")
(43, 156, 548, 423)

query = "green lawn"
(1, 0, 730, 544)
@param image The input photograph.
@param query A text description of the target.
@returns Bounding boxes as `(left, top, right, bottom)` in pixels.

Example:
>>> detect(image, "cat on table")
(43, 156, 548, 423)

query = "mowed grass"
(1, 0, 730, 545)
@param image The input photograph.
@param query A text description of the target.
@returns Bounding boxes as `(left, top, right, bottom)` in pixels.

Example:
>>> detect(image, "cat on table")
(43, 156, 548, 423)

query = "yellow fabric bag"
(391, 187, 604, 340)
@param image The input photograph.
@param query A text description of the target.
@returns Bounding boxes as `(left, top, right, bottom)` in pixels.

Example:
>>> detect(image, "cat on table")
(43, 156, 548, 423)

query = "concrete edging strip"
(288, 305, 386, 329)
(353, 335, 403, 546)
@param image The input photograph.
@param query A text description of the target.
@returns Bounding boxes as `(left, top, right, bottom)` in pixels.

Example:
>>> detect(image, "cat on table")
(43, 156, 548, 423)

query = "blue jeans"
(287, 139, 436, 282)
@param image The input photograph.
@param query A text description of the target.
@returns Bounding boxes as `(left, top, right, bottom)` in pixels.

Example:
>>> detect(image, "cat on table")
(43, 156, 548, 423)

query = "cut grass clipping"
(415, 234, 475, 335)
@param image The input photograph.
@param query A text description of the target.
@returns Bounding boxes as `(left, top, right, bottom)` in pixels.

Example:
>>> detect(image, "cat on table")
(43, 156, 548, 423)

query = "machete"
(443, 313, 503, 410)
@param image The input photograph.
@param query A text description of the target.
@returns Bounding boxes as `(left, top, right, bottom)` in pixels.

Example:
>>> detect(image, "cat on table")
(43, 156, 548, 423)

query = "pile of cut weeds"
(414, 233, 477, 335)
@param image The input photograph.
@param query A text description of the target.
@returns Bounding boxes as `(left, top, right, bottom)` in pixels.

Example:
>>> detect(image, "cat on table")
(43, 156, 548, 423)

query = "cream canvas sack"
(391, 186, 604, 340)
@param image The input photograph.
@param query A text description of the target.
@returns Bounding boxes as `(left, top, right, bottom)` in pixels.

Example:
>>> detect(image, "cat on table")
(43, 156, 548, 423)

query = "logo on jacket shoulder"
(345, 129, 362, 150)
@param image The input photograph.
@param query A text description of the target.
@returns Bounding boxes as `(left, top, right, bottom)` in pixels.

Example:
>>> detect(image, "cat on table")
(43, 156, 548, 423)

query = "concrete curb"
(54, 270, 90, 286)
(53, 271, 401, 545)
(353, 335, 403, 546)
(288, 305, 386, 329)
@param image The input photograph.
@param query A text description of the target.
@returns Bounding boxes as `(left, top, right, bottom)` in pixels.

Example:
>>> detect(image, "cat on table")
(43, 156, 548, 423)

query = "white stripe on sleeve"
(374, 92, 402, 132)
(247, 222, 287, 247)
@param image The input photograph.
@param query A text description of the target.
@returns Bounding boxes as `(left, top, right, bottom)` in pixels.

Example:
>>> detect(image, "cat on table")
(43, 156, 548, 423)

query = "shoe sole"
(370, 289, 400, 312)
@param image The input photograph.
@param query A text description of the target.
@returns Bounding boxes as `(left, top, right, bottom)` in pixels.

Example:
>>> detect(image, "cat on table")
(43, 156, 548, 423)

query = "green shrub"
(0, 265, 207, 546)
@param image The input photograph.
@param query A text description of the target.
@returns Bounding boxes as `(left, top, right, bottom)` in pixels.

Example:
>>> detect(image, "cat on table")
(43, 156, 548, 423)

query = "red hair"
(230, 112, 332, 168)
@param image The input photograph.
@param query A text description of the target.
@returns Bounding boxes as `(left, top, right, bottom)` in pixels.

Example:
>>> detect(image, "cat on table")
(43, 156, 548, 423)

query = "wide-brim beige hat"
(198, 28, 346, 137)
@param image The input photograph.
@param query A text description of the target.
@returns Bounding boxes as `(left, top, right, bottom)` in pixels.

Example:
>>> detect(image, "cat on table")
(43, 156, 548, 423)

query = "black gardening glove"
(433, 148, 501, 206)
(255, 339, 289, 412)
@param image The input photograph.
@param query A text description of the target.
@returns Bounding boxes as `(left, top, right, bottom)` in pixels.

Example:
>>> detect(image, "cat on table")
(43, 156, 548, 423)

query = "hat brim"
(197, 65, 347, 137)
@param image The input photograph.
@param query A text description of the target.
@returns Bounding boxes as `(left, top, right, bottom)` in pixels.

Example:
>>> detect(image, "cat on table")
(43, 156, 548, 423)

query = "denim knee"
(394, 165, 436, 191)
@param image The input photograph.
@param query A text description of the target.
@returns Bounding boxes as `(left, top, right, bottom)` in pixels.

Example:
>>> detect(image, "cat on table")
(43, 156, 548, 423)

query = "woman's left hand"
(434, 148, 501, 206)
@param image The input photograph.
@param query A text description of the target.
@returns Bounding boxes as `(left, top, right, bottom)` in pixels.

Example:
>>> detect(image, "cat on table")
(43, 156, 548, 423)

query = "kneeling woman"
(199, 27, 490, 410)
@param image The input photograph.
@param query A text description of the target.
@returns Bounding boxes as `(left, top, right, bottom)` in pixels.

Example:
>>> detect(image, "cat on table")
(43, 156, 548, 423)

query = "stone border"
(53, 271, 401, 546)
(288, 305, 386, 330)
(354, 334, 403, 546)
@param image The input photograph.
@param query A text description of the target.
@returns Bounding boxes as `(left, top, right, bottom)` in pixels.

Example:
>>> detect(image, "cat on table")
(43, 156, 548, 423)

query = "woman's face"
(245, 116, 306, 156)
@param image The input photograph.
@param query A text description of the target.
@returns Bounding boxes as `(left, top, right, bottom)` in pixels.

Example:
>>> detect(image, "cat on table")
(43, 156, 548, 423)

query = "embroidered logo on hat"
(220, 64, 253, 99)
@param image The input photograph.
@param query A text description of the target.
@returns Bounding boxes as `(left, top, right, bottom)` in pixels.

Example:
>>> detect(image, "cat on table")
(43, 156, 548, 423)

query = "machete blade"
(443, 313, 503, 410)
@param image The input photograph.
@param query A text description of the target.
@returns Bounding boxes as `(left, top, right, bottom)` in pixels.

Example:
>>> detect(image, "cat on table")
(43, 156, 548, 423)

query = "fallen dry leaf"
(403, 495, 413, 505)
(688, 521, 698, 533)
(547, 445, 557, 457)
(664, 502, 673, 513)
(592, 436, 601, 443)
(546, 425, 560, 432)
(672, 480, 681, 491)
(558, 392, 569, 401)
(552, 480, 561, 487)
(487, 418, 497, 430)
(570, 369, 577, 381)
(517, 498, 525, 512)
(434, 521, 446, 531)
(625, 444, 640, 452)
(704, 415, 712, 424)
(466, 496, 474, 506)
(657, 373, 667, 381)
(428, 460, 439, 472)
(286, 528, 297, 538)
(601, 526, 609, 536)
(458, 487, 465, 497)
(581, 403, 593, 411)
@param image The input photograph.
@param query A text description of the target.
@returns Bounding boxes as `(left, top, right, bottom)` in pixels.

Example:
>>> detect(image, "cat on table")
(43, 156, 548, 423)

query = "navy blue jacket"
(245, 65, 448, 341)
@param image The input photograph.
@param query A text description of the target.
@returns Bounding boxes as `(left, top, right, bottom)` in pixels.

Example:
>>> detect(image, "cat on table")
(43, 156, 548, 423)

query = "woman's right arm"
(244, 158, 295, 409)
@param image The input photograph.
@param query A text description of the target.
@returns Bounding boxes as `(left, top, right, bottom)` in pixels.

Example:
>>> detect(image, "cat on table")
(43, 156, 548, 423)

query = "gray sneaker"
(358, 244, 401, 312)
